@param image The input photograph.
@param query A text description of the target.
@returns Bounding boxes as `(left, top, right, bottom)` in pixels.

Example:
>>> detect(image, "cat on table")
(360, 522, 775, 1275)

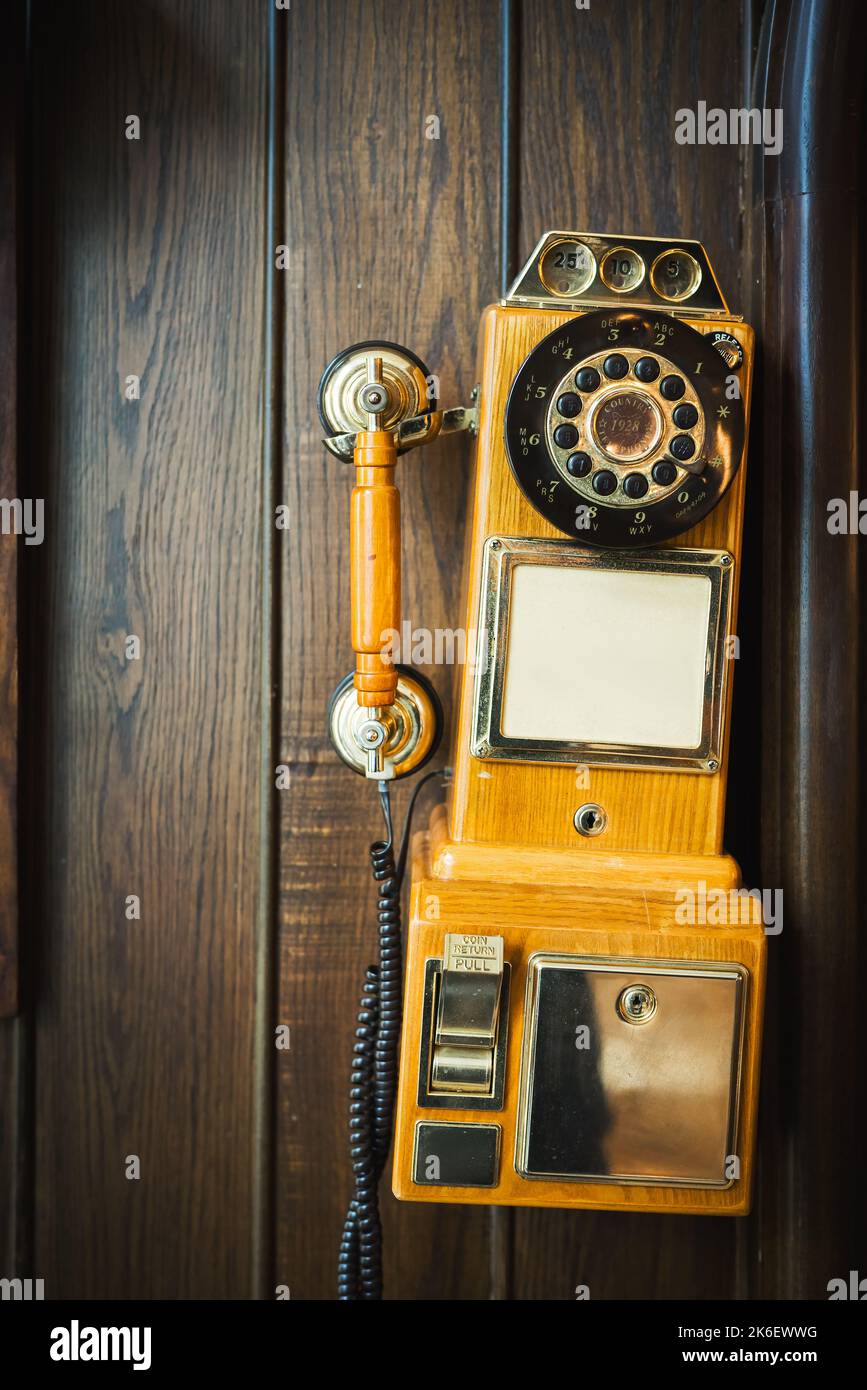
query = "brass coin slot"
(538, 238, 596, 297)
(599, 244, 646, 294)
(650, 248, 703, 302)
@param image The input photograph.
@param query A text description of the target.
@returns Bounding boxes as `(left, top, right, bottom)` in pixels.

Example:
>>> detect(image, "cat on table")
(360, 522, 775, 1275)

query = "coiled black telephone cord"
(337, 768, 449, 1300)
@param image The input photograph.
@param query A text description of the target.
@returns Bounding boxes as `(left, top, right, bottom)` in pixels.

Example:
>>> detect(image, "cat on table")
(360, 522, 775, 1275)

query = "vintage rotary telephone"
(319, 233, 765, 1300)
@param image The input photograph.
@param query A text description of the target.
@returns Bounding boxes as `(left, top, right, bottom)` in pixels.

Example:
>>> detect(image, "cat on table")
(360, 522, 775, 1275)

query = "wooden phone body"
(392, 301, 765, 1215)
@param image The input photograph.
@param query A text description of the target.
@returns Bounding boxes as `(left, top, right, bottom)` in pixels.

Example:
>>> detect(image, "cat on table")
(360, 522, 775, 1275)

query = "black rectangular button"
(412, 1121, 500, 1187)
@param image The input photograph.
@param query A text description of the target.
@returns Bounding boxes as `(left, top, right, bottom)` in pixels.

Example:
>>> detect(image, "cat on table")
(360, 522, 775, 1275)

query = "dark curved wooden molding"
(750, 0, 867, 1297)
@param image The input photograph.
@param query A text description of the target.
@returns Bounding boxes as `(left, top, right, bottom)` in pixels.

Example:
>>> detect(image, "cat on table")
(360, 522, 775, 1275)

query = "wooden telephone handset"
(319, 342, 474, 780)
(319, 342, 475, 1301)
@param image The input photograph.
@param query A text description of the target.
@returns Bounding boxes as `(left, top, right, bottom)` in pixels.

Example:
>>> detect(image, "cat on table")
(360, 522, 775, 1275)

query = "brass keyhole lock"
(574, 803, 608, 837)
(617, 984, 658, 1025)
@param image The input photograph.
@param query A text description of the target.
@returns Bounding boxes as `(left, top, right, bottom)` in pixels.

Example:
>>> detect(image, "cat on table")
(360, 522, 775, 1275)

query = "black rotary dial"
(504, 308, 745, 548)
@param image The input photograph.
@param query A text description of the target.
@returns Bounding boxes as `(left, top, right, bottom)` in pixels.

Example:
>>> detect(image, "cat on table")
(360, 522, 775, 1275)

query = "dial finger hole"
(623, 473, 649, 499)
(652, 459, 678, 486)
(575, 366, 601, 392)
(553, 423, 580, 449)
(672, 402, 699, 429)
(603, 353, 629, 379)
(669, 434, 696, 461)
(556, 392, 582, 418)
(634, 356, 660, 383)
(660, 374, 686, 400)
(592, 470, 618, 496)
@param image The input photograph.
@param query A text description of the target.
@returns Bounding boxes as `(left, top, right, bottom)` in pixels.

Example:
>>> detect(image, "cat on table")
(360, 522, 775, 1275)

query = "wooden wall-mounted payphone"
(320, 231, 765, 1296)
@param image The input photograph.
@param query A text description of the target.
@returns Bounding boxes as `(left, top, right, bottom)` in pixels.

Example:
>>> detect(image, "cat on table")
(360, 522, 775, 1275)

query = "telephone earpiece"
(317, 339, 438, 455)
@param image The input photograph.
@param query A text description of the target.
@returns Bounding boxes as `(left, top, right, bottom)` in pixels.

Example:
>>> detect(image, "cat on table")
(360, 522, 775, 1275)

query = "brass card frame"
(515, 954, 747, 1189)
(470, 537, 734, 773)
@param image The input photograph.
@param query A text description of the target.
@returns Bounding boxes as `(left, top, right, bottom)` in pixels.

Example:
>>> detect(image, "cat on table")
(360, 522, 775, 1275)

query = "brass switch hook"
(318, 339, 476, 779)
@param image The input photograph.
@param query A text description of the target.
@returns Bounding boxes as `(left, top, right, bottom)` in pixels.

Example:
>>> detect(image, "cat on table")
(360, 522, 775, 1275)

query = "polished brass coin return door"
(516, 956, 745, 1187)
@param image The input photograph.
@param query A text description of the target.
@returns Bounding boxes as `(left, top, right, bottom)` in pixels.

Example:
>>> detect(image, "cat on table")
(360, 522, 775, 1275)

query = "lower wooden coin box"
(392, 833, 766, 1215)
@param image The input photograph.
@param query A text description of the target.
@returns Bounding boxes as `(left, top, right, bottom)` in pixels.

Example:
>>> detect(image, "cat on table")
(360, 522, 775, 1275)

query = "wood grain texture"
(0, 1026, 22, 1273)
(512, 0, 750, 1297)
(392, 832, 766, 1215)
(0, 0, 21, 1019)
(2, 0, 825, 1306)
(430, 805, 746, 891)
(277, 0, 501, 1299)
(26, 0, 268, 1297)
(0, 0, 25, 1282)
(448, 305, 754, 857)
(749, 0, 867, 1298)
(351, 431, 401, 706)
(518, 0, 747, 317)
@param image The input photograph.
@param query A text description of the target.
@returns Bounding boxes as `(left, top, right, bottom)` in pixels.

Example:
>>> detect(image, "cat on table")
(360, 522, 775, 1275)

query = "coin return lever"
(430, 935, 504, 1095)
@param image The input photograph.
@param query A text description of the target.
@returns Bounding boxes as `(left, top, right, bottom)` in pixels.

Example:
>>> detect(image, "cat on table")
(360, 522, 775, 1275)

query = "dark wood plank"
(27, 0, 268, 1298)
(277, 0, 501, 1299)
(507, 1208, 744, 1302)
(514, 0, 748, 1298)
(0, 0, 22, 1019)
(749, 0, 867, 1298)
(0, 1022, 24, 1276)
(0, 0, 25, 1284)
(518, 0, 746, 314)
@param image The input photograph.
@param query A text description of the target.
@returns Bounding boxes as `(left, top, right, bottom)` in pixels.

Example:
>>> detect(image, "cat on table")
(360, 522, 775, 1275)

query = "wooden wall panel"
(511, 0, 749, 1299)
(276, 0, 501, 1299)
(4, 0, 837, 1306)
(0, 0, 25, 1280)
(750, 0, 867, 1299)
(25, 0, 268, 1297)
(518, 0, 746, 311)
(0, 2, 20, 1022)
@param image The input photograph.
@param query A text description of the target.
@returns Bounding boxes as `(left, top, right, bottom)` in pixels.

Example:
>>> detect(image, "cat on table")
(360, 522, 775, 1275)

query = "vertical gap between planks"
(490, 0, 522, 1298)
(252, 0, 287, 1302)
